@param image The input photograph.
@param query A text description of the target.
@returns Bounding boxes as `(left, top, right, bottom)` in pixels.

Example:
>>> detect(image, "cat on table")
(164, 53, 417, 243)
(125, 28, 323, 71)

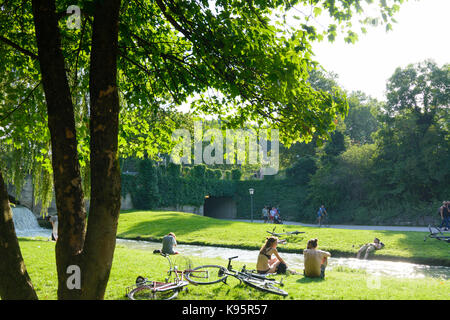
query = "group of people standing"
(262, 206, 282, 224)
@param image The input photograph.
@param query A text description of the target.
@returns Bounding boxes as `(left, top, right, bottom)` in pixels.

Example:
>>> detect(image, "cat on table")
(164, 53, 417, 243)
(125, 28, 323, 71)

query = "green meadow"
(12, 210, 449, 300)
(19, 237, 450, 300)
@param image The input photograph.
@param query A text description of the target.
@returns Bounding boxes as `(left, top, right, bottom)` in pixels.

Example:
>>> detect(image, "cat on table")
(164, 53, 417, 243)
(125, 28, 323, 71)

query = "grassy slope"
(19, 238, 450, 300)
(117, 210, 450, 266)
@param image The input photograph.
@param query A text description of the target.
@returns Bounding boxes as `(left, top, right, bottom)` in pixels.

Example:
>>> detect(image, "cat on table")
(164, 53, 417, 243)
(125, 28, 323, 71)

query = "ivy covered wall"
(122, 160, 237, 209)
(121, 159, 309, 221)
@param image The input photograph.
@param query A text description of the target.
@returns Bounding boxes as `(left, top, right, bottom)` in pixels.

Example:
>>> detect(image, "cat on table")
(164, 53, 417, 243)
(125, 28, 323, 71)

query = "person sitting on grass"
(303, 238, 331, 279)
(161, 232, 179, 255)
(356, 238, 384, 259)
(256, 236, 287, 274)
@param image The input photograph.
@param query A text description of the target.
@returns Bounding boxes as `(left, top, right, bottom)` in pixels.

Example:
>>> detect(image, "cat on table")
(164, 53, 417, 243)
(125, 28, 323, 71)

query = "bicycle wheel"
(173, 255, 193, 271)
(128, 284, 179, 300)
(185, 265, 228, 285)
(241, 277, 288, 296)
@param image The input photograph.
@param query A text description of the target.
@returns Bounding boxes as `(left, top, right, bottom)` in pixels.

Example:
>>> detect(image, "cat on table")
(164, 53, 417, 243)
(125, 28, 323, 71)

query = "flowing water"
(11, 206, 52, 238)
(116, 238, 450, 280)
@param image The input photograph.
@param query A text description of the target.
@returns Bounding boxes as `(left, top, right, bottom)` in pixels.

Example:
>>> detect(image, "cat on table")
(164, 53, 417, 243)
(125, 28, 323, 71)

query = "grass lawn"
(117, 210, 450, 266)
(19, 238, 450, 300)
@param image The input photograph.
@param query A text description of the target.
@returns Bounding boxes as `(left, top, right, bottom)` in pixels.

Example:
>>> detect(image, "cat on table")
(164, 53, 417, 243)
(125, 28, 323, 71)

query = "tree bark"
(0, 170, 38, 300)
(31, 0, 121, 300)
(31, 0, 86, 299)
(80, 0, 122, 299)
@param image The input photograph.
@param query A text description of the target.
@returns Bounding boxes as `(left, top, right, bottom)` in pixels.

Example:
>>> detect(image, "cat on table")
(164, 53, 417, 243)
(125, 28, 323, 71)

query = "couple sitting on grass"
(257, 236, 331, 278)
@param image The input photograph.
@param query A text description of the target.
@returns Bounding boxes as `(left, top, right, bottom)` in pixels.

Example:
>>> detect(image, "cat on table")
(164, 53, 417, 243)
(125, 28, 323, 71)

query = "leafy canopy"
(0, 0, 406, 210)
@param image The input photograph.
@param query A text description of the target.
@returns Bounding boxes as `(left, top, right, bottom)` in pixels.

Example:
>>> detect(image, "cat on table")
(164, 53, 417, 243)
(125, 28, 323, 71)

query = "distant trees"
(304, 61, 450, 223)
(372, 61, 450, 203)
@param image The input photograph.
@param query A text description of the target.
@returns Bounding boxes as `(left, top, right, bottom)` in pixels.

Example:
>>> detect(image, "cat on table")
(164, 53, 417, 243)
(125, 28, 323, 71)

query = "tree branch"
(0, 36, 38, 60)
(0, 81, 42, 123)
(155, 0, 192, 39)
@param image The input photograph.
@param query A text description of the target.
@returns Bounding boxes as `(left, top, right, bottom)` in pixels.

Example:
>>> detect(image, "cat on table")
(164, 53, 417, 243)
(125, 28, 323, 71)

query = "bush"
(231, 169, 242, 181)
(132, 159, 160, 209)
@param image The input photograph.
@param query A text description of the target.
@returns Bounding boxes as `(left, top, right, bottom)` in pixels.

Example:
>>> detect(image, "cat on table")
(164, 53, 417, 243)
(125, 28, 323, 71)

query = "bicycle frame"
(425, 225, 450, 243)
(223, 256, 283, 286)
(126, 254, 190, 299)
(266, 227, 304, 237)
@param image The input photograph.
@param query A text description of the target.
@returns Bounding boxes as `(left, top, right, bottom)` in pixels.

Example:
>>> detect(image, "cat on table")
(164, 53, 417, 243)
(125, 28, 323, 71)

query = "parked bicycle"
(185, 256, 288, 296)
(126, 253, 193, 300)
(267, 227, 305, 239)
(424, 225, 450, 243)
(319, 214, 330, 228)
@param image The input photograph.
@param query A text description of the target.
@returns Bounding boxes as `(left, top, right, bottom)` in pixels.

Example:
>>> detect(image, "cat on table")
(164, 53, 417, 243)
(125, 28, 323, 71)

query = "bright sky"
(182, 0, 449, 113)
(310, 0, 450, 101)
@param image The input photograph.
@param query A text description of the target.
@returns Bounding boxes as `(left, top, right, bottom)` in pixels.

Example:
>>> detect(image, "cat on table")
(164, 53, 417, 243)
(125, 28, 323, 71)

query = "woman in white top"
(47, 215, 58, 241)
(256, 236, 286, 274)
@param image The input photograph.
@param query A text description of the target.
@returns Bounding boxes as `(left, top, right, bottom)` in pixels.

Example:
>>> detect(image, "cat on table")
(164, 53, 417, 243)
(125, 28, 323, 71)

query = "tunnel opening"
(203, 196, 237, 219)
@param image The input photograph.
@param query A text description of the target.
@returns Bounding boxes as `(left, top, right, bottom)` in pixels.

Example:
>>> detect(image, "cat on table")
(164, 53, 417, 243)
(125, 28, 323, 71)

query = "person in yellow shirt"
(303, 238, 330, 278)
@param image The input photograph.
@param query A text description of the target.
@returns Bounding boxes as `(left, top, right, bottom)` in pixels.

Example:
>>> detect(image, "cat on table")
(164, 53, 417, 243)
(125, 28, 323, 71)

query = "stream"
(116, 239, 450, 280)
(11, 206, 449, 280)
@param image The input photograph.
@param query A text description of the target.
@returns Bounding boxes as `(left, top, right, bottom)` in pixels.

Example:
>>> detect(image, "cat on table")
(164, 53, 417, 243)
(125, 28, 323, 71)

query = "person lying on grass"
(356, 238, 384, 259)
(256, 236, 288, 274)
(303, 238, 331, 279)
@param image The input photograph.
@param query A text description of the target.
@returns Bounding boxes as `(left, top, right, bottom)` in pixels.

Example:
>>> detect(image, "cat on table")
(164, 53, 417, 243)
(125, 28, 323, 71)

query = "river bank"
(117, 210, 450, 267)
(16, 238, 450, 300)
(116, 239, 450, 280)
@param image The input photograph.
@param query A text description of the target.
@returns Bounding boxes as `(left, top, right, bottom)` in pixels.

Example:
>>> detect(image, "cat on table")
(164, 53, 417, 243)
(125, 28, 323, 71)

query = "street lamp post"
(249, 188, 254, 223)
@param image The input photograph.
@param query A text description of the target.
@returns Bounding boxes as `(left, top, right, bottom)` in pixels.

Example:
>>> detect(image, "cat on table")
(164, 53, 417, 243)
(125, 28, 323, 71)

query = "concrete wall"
(120, 193, 134, 210)
(7, 175, 206, 217)
(7, 175, 58, 217)
(159, 205, 204, 216)
(8, 175, 134, 215)
(203, 196, 237, 219)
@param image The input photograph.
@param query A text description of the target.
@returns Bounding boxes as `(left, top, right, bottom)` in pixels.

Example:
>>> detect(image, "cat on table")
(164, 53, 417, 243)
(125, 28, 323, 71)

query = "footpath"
(228, 219, 430, 232)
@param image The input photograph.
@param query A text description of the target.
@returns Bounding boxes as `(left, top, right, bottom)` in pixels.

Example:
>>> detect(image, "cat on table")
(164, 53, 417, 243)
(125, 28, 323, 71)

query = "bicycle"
(266, 227, 305, 238)
(185, 256, 288, 296)
(319, 214, 330, 228)
(126, 253, 192, 300)
(424, 225, 450, 243)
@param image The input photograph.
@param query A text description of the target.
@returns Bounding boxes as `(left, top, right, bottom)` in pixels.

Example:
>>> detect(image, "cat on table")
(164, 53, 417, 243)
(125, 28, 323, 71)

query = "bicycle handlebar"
(227, 256, 239, 270)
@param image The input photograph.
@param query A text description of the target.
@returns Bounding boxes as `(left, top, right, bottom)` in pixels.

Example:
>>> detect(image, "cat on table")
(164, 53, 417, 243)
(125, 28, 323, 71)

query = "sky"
(310, 0, 450, 101)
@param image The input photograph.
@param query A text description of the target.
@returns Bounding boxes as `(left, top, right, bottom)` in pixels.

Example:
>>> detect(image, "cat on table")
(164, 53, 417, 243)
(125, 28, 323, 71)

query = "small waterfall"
(11, 206, 52, 237)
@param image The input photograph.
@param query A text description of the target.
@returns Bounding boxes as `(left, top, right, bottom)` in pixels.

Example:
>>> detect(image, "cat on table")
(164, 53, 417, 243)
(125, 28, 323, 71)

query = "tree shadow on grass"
(296, 276, 325, 284)
(117, 210, 237, 240)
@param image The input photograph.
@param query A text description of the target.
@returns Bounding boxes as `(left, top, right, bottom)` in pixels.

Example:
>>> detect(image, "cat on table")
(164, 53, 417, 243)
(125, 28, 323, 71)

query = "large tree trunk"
(32, 0, 86, 299)
(0, 170, 38, 300)
(80, 0, 122, 299)
(31, 0, 121, 299)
